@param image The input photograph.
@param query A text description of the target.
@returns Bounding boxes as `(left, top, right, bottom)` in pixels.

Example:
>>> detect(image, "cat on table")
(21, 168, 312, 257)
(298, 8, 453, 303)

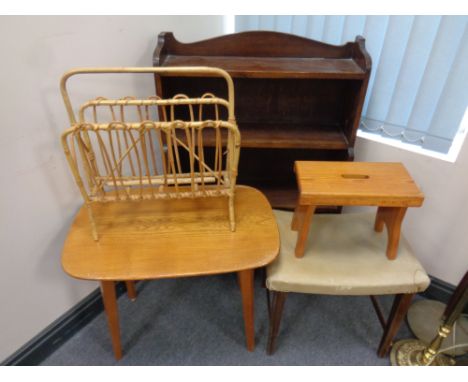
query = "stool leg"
(374, 207, 407, 260)
(101, 281, 123, 360)
(267, 291, 287, 355)
(294, 205, 316, 258)
(378, 293, 414, 357)
(238, 269, 255, 351)
(291, 204, 306, 231)
(125, 281, 137, 301)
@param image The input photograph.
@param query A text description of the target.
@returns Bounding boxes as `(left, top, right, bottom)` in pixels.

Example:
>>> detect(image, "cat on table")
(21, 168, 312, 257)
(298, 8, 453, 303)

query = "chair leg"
(238, 269, 255, 351)
(258, 267, 272, 317)
(267, 291, 287, 355)
(377, 293, 414, 358)
(125, 281, 137, 301)
(369, 295, 387, 329)
(101, 281, 123, 360)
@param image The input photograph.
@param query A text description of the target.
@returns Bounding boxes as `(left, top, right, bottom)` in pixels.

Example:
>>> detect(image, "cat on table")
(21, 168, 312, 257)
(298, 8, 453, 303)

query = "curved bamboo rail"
(60, 67, 240, 240)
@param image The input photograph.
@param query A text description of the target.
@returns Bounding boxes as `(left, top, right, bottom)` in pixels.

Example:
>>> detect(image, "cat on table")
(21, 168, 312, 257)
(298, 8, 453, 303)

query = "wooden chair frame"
(60, 67, 240, 240)
(266, 289, 415, 358)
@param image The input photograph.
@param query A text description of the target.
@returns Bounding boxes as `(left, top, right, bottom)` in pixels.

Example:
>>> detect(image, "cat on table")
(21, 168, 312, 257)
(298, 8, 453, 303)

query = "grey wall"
(0, 15, 225, 362)
(352, 136, 468, 286)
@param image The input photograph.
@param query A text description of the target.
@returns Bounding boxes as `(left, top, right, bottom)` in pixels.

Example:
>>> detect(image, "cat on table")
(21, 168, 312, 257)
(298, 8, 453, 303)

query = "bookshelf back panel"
(159, 77, 358, 129)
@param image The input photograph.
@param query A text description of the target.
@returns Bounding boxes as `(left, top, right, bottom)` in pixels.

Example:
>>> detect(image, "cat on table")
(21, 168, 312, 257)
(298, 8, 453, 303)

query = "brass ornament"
(390, 339, 455, 366)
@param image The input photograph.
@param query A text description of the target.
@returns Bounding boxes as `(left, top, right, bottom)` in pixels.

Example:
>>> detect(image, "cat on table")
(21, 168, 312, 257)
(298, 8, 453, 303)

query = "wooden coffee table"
(62, 186, 279, 359)
(292, 161, 424, 260)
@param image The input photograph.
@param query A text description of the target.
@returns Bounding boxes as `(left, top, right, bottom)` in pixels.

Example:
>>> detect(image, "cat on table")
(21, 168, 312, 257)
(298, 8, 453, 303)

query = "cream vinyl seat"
(266, 210, 430, 357)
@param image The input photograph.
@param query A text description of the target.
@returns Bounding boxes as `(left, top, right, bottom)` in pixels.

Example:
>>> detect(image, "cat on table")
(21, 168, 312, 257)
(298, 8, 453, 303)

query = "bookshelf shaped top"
(154, 31, 371, 80)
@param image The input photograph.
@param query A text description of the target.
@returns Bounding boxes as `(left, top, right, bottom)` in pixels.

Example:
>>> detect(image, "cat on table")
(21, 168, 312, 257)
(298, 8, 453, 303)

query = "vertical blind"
(235, 16, 468, 154)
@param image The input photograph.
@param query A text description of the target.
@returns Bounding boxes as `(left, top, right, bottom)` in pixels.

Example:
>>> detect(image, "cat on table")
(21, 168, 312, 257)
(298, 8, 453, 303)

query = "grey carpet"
(40, 273, 414, 365)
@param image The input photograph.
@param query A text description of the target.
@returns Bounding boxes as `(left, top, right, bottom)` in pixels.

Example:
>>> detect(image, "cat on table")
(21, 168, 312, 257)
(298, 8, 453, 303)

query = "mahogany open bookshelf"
(153, 31, 371, 210)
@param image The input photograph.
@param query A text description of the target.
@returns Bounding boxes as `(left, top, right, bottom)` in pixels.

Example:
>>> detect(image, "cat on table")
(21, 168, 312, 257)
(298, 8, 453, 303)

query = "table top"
(295, 161, 424, 207)
(62, 186, 279, 281)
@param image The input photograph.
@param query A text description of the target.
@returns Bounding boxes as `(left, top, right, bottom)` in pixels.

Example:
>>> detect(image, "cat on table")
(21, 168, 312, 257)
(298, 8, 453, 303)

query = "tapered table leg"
(238, 269, 255, 351)
(125, 281, 137, 301)
(101, 281, 122, 360)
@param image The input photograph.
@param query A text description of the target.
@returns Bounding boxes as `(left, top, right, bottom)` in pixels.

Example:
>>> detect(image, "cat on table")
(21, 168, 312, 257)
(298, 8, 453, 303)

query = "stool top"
(266, 210, 430, 295)
(295, 161, 424, 207)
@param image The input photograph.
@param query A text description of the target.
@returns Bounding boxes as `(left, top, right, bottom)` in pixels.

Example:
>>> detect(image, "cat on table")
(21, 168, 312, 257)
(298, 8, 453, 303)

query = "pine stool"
(292, 161, 424, 259)
(266, 210, 430, 357)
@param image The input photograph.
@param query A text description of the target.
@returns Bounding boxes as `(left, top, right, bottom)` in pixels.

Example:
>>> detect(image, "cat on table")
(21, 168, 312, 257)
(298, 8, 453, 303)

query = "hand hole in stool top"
(341, 174, 370, 179)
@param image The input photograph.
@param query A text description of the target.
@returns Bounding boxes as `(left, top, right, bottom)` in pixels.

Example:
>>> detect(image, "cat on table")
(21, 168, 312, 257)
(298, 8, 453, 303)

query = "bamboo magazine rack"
(60, 67, 240, 240)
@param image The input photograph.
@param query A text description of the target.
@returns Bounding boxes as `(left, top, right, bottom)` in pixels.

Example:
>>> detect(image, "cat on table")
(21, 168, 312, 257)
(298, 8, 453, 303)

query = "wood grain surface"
(162, 55, 365, 79)
(62, 186, 279, 281)
(295, 161, 424, 207)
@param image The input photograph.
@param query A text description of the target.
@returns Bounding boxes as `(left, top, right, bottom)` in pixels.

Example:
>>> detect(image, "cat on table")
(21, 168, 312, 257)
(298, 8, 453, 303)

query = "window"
(235, 16, 468, 158)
